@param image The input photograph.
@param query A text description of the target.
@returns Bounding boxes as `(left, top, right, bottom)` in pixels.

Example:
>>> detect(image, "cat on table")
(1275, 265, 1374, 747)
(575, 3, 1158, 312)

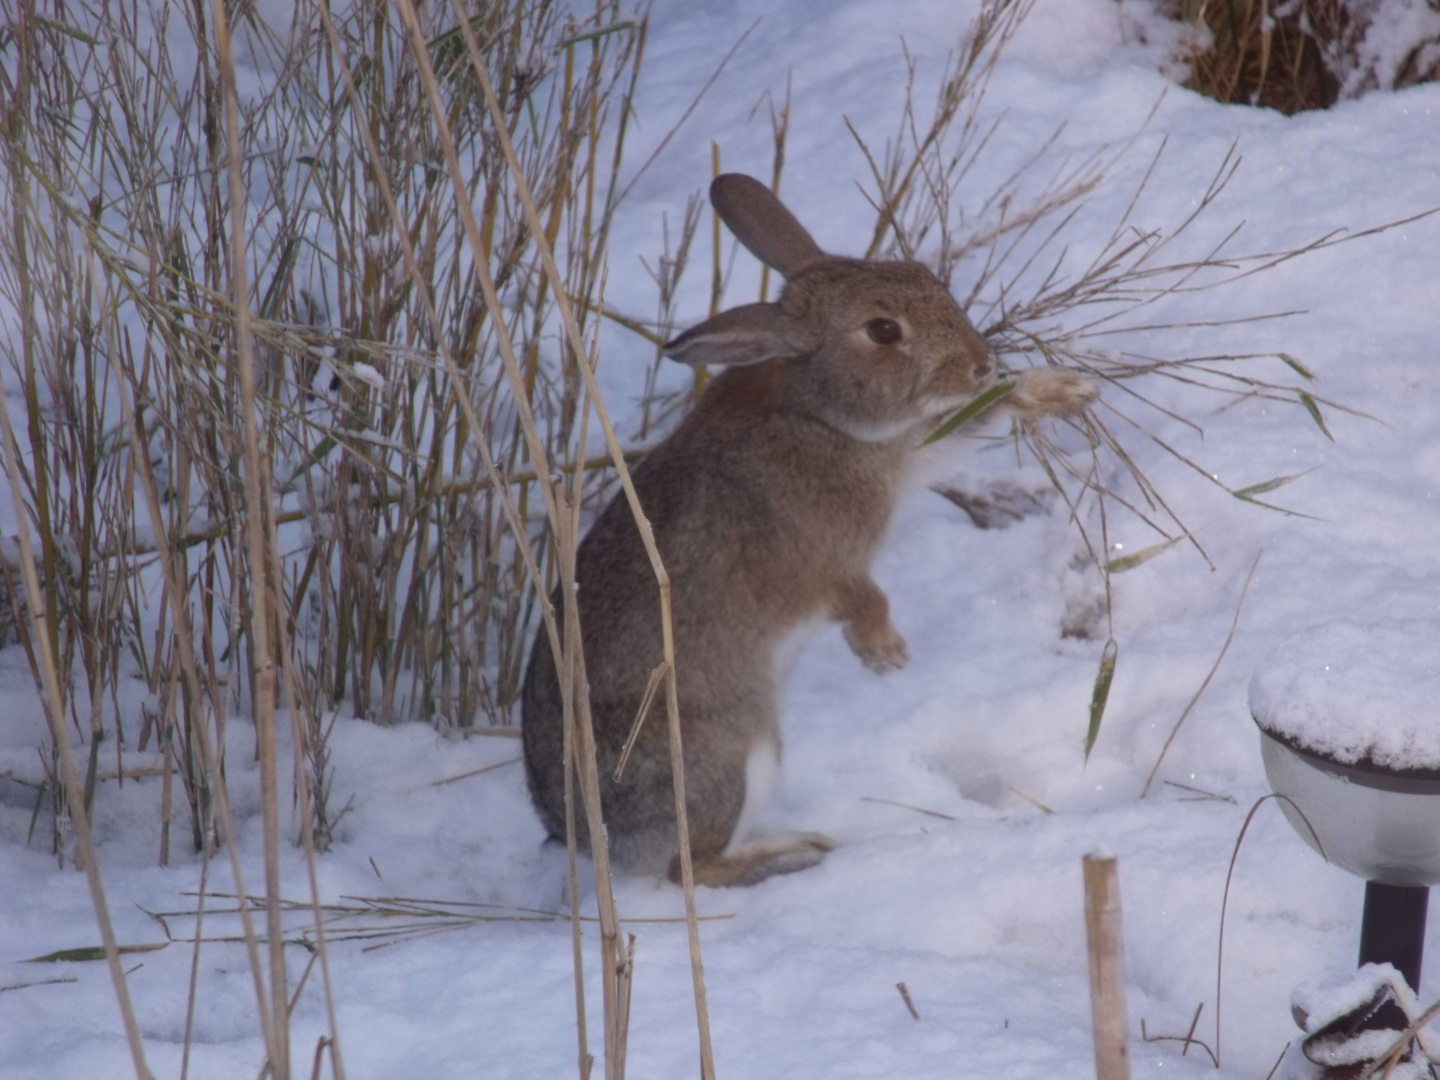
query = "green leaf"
(426, 16, 488, 55)
(921, 378, 1016, 446)
(1232, 467, 1317, 500)
(289, 433, 339, 483)
(36, 16, 100, 45)
(25, 942, 167, 964)
(1105, 536, 1182, 575)
(1278, 353, 1314, 380)
(258, 237, 300, 320)
(1297, 390, 1333, 440)
(560, 21, 638, 47)
(1085, 638, 1118, 761)
(1229, 468, 1321, 519)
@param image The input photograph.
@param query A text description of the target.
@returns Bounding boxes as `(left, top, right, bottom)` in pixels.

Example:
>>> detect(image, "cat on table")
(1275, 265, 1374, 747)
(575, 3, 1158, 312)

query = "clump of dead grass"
(1172, 0, 1440, 113)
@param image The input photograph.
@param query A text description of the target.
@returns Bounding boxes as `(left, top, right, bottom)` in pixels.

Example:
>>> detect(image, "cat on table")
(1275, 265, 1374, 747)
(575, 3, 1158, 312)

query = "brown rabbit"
(522, 173, 1095, 887)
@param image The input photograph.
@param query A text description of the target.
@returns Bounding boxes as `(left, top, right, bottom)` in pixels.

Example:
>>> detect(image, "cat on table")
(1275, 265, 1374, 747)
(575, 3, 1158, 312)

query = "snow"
(1336, 0, 1440, 97)
(1250, 619, 1440, 770)
(4, 1, 1440, 1079)
(1280, 965, 1440, 1079)
(1291, 962, 1413, 1033)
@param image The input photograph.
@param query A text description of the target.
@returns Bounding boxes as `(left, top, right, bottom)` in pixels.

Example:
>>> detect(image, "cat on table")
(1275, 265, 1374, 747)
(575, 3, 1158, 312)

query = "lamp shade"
(1250, 619, 1440, 887)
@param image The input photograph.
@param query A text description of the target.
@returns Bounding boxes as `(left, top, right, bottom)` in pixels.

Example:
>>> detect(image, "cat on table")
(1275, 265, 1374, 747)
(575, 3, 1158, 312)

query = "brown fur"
(521, 174, 1096, 886)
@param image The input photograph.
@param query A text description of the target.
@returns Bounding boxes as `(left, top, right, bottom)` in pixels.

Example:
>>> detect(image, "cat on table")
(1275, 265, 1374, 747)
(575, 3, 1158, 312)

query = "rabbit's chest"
(789, 466, 899, 554)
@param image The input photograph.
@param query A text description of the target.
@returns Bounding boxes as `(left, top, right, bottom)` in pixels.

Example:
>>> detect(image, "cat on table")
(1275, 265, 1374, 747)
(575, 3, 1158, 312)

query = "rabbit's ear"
(663, 302, 808, 367)
(711, 174, 825, 277)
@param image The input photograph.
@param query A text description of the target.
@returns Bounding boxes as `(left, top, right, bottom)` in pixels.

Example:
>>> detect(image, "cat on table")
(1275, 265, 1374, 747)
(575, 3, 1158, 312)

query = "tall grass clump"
(1173, 0, 1440, 112)
(3, 2, 670, 1074)
(1, 0, 646, 857)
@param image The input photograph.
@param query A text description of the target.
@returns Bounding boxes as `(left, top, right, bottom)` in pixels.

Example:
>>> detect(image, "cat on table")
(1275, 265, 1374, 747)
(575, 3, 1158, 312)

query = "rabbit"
(521, 173, 1097, 888)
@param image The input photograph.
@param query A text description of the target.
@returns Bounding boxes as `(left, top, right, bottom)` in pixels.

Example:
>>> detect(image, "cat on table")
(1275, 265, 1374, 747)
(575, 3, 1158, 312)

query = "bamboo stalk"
(0, 363, 151, 1080)
(112, 307, 279, 1072)
(391, 8, 636, 1079)
(208, 3, 288, 1074)
(1084, 853, 1131, 1080)
(431, 15, 719, 1080)
(664, 665, 715, 1080)
(271, 580, 350, 1080)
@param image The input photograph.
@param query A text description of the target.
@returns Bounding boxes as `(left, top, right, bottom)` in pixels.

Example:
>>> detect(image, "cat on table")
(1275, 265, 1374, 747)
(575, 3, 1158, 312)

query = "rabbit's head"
(664, 174, 996, 442)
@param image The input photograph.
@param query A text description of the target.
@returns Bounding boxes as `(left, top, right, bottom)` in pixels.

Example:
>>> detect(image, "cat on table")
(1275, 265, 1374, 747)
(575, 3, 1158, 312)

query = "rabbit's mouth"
(921, 386, 992, 422)
(833, 388, 987, 444)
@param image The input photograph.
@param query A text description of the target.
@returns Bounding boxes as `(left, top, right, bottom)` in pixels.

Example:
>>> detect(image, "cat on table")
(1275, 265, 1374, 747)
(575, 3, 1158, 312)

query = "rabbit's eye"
(866, 318, 902, 345)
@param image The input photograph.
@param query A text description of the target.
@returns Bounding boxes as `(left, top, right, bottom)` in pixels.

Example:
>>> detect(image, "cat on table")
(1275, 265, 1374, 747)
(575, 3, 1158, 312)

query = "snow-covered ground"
(4, 0, 1440, 1077)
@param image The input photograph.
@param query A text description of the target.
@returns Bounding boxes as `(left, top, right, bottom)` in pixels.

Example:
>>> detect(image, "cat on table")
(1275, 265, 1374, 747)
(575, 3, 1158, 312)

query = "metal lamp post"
(1258, 729, 1440, 1012)
(1250, 618, 1440, 1048)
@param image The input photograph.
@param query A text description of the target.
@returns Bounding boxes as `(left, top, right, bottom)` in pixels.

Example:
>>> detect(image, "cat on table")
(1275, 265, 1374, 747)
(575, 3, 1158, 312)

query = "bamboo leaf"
(1085, 638, 1119, 761)
(560, 21, 638, 48)
(922, 377, 1015, 446)
(289, 433, 339, 483)
(36, 16, 101, 45)
(1105, 536, 1181, 575)
(1277, 352, 1314, 380)
(1231, 467, 1317, 500)
(426, 16, 488, 55)
(1231, 495, 1320, 519)
(1229, 468, 1321, 518)
(24, 942, 168, 964)
(1297, 390, 1333, 440)
(258, 237, 300, 320)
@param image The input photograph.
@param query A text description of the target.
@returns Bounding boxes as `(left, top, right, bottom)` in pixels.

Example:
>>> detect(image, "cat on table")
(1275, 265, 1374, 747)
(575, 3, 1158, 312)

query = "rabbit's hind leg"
(671, 831, 835, 888)
(667, 737, 834, 887)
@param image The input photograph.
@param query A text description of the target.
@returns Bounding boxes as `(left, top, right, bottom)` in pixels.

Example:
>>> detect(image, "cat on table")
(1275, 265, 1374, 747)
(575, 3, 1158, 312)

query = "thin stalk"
(425, 9, 716, 1074)
(112, 325, 279, 1068)
(0, 376, 151, 1080)
(208, 2, 288, 1074)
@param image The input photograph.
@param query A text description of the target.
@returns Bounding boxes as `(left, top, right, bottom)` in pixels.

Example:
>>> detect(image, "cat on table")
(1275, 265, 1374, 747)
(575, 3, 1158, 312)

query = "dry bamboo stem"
(307, 4, 559, 668)
(263, 509, 349, 1080)
(113, 292, 278, 1070)
(435, 11, 716, 1078)
(567, 323, 607, 1079)
(1084, 853, 1132, 1080)
(0, 379, 151, 1080)
(664, 666, 715, 1080)
(312, 5, 609, 1073)
(209, 3, 288, 1074)
(402, 5, 640, 1076)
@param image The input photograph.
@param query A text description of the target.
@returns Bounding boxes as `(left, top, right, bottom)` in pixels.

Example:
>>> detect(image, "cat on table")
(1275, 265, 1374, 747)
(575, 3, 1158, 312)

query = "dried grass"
(1178, 0, 1343, 112)
(3, 0, 666, 1076)
(1173, 0, 1440, 113)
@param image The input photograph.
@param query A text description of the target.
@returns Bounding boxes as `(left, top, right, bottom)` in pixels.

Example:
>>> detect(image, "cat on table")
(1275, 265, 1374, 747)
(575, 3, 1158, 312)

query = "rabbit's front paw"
(845, 619, 911, 673)
(1006, 368, 1097, 423)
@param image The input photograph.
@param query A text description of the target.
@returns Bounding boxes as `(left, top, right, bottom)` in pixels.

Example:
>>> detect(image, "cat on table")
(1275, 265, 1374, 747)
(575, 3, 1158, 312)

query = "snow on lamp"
(1250, 618, 1440, 1047)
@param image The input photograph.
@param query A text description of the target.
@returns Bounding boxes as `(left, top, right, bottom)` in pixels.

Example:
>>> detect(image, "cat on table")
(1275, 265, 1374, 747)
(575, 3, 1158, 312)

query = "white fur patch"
(835, 414, 926, 444)
(727, 739, 780, 851)
(773, 617, 825, 686)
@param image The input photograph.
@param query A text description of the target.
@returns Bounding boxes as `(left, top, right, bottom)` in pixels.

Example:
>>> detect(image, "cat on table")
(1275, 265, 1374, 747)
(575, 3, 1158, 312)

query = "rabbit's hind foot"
(670, 831, 835, 888)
